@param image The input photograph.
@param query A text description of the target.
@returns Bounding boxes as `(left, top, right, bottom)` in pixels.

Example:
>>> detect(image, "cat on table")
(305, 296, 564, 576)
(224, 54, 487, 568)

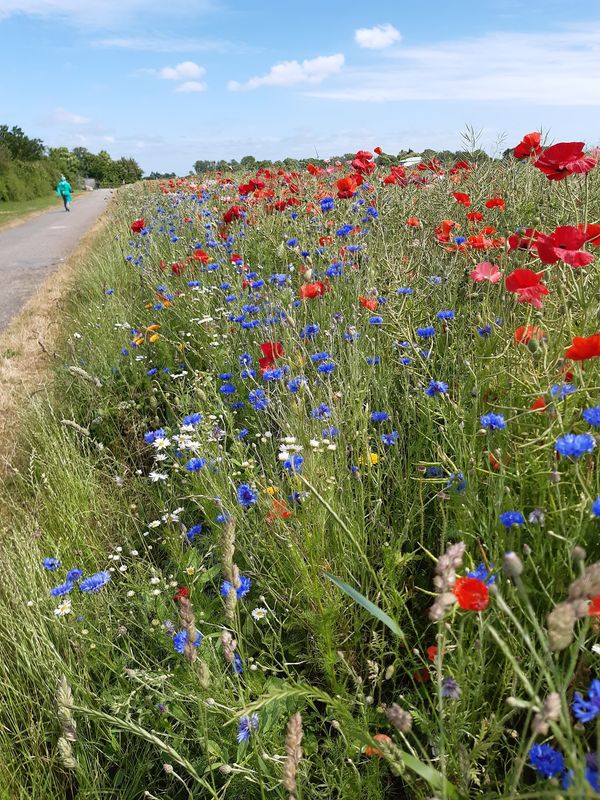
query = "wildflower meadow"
(4, 134, 600, 799)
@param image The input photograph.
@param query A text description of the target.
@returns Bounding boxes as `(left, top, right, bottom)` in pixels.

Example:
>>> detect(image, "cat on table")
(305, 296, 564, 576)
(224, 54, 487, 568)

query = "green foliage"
(2, 156, 600, 799)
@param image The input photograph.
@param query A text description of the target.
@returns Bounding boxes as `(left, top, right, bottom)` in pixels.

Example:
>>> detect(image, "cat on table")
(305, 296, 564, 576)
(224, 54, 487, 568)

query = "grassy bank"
(0, 192, 60, 227)
(2, 146, 600, 799)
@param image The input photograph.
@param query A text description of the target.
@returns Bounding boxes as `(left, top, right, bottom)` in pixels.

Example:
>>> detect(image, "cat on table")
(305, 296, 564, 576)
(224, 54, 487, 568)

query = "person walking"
(56, 175, 73, 212)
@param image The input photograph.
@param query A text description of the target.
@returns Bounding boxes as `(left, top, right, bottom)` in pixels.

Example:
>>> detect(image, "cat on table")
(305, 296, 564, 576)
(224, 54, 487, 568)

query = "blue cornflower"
(477, 325, 492, 337)
(105, 288, 114, 295)
(232, 652, 244, 673)
(185, 458, 207, 472)
(317, 362, 335, 375)
(447, 472, 467, 492)
(453, 236, 466, 245)
(437, 310, 455, 321)
(425, 467, 444, 478)
(173, 629, 201, 654)
(593, 498, 600, 518)
(583, 406, 600, 427)
(366, 206, 379, 218)
(239, 353, 253, 366)
(310, 352, 331, 363)
(182, 413, 202, 427)
(43, 557, 61, 571)
(425, 381, 448, 397)
(555, 433, 596, 458)
(336, 224, 353, 237)
(429, 276, 442, 285)
(144, 428, 165, 445)
(326, 262, 343, 278)
(219, 372, 233, 381)
(79, 571, 111, 592)
(221, 574, 251, 599)
(396, 287, 414, 295)
(382, 431, 399, 446)
(287, 376, 307, 393)
(237, 484, 258, 508)
(416, 326, 435, 338)
(369, 315, 384, 325)
(50, 582, 74, 598)
(300, 323, 320, 340)
(371, 411, 389, 423)
(528, 743, 564, 778)
(366, 356, 380, 365)
(467, 563, 496, 585)
(550, 383, 576, 400)
(312, 403, 331, 419)
(147, 368, 158, 376)
(219, 383, 237, 395)
(237, 714, 259, 743)
(262, 367, 285, 381)
(240, 369, 256, 379)
(573, 679, 600, 723)
(499, 511, 525, 528)
(480, 412, 506, 430)
(186, 523, 203, 542)
(249, 389, 269, 411)
(322, 426, 338, 438)
(400, 357, 411, 365)
(283, 454, 304, 473)
(286, 238, 299, 247)
(238, 428, 249, 439)
(320, 197, 335, 212)
(66, 568, 83, 583)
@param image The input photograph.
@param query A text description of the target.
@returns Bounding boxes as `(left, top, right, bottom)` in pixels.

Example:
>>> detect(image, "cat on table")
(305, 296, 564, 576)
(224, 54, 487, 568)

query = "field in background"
(0, 192, 59, 227)
(2, 139, 600, 799)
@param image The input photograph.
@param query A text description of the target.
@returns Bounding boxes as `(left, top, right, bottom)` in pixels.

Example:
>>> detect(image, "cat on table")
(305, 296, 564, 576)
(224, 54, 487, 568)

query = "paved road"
(0, 189, 112, 332)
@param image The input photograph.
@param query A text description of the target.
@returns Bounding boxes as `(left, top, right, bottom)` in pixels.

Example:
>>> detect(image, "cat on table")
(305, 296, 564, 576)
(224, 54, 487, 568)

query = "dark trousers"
(62, 195, 69, 210)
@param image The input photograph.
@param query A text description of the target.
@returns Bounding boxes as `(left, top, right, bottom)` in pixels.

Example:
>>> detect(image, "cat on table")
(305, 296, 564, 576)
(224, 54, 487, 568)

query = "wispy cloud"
(93, 36, 236, 54)
(228, 53, 344, 92)
(0, 0, 216, 27)
(158, 61, 205, 81)
(354, 23, 401, 50)
(175, 80, 206, 93)
(309, 25, 600, 106)
(43, 107, 90, 126)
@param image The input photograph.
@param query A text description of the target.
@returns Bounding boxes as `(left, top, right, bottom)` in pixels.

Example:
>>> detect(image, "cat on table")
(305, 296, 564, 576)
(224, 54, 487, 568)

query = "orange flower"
(365, 734, 392, 758)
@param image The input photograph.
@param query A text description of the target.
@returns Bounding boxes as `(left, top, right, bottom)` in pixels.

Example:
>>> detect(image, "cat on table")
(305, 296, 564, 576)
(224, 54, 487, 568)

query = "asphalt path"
(0, 189, 112, 332)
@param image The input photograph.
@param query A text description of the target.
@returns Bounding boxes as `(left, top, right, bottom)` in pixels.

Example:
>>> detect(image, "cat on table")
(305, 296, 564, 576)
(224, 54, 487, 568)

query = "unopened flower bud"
(503, 551, 523, 578)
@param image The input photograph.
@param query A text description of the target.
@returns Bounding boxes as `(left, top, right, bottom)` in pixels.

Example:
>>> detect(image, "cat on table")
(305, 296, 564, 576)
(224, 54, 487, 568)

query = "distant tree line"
(0, 124, 143, 202)
(192, 148, 498, 175)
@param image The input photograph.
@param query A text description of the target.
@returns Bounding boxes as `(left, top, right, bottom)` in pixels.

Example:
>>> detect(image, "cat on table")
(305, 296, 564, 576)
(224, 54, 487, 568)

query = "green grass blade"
(324, 572, 405, 640)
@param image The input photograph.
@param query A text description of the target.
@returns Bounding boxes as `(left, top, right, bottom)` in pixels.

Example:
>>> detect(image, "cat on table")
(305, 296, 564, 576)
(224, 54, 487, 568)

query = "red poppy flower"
(578, 224, 600, 247)
(435, 219, 458, 243)
(359, 295, 379, 311)
(299, 281, 328, 300)
(466, 211, 484, 222)
(530, 397, 548, 412)
(505, 269, 549, 309)
(258, 341, 284, 371)
(565, 333, 600, 362)
(485, 196, 505, 210)
(193, 249, 209, 264)
(413, 666, 431, 683)
(223, 205, 244, 224)
(130, 218, 145, 233)
(364, 734, 392, 758)
(508, 227, 540, 252)
(426, 645, 438, 662)
(514, 132, 543, 160)
(319, 235, 333, 246)
(306, 163, 322, 176)
(453, 576, 489, 611)
(514, 325, 546, 344)
(536, 226, 594, 268)
(406, 216, 421, 227)
(173, 586, 189, 602)
(534, 142, 597, 181)
(452, 191, 471, 207)
(374, 146, 383, 155)
(588, 595, 600, 616)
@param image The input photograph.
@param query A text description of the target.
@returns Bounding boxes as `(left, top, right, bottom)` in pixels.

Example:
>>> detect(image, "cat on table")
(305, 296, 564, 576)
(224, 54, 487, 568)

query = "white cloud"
(159, 61, 205, 81)
(308, 25, 600, 106)
(46, 107, 90, 125)
(354, 23, 401, 50)
(228, 53, 344, 92)
(175, 80, 206, 93)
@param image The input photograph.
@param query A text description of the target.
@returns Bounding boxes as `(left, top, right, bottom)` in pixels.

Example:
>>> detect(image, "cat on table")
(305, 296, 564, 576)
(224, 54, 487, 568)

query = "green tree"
(0, 125, 45, 161)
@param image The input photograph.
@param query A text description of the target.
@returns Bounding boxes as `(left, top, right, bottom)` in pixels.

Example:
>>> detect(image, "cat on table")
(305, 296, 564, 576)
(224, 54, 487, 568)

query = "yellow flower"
(370, 452, 380, 465)
(264, 486, 277, 496)
(148, 334, 160, 343)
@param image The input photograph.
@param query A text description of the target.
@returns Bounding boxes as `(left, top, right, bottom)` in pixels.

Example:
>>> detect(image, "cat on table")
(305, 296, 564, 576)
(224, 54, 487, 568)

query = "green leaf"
(324, 573, 404, 639)
(396, 750, 461, 799)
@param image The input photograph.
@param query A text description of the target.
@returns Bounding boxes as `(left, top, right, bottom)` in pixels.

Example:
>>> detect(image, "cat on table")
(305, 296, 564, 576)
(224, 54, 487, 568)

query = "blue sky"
(0, 0, 599, 174)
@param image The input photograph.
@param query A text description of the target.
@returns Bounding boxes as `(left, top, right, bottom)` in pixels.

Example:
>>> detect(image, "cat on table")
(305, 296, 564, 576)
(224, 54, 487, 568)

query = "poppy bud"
(571, 546, 587, 564)
(527, 339, 540, 353)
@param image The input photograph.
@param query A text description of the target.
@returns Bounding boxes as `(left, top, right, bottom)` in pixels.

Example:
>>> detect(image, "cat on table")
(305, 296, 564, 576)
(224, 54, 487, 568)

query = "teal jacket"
(56, 179, 72, 200)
